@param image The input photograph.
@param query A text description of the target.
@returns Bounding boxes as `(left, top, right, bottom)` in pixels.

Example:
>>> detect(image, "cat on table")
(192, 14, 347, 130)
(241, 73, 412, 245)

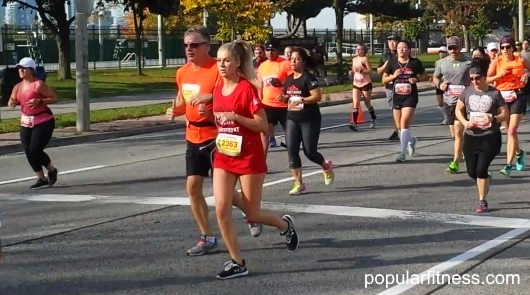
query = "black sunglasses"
(184, 42, 206, 49)
(470, 76, 482, 81)
(500, 45, 512, 50)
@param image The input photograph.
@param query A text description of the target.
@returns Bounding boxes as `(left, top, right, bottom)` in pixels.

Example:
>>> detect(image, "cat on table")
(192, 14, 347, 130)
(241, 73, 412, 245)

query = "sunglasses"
(470, 76, 482, 81)
(448, 46, 459, 51)
(184, 42, 206, 49)
(500, 45, 512, 50)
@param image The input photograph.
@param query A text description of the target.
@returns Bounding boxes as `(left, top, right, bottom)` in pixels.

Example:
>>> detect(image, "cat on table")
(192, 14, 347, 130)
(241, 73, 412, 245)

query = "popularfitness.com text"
(364, 271, 521, 288)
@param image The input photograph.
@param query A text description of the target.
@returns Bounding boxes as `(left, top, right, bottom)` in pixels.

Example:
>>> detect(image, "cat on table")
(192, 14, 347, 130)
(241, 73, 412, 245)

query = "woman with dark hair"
(471, 46, 488, 61)
(278, 46, 334, 195)
(455, 58, 509, 213)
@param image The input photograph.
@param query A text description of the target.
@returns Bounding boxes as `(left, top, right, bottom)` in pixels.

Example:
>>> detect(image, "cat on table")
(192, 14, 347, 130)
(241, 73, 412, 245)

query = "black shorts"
(445, 103, 457, 125)
(353, 83, 373, 92)
(264, 105, 287, 127)
(436, 88, 444, 95)
(392, 95, 418, 110)
(185, 139, 216, 177)
(506, 93, 527, 115)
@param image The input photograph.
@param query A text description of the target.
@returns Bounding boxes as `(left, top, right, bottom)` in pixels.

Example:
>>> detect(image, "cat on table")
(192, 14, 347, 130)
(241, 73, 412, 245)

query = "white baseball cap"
(439, 46, 448, 52)
(16, 57, 37, 69)
(486, 42, 499, 51)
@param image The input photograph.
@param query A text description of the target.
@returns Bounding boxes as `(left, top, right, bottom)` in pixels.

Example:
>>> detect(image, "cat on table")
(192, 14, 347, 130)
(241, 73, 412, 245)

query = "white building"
(5, 0, 37, 26)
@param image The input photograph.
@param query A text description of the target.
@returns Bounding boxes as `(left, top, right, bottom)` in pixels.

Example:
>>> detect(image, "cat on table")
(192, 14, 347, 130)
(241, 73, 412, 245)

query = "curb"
(0, 86, 436, 156)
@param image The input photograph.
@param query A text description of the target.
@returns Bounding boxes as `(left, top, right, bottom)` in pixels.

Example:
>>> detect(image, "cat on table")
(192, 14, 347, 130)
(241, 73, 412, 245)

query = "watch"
(301, 98, 305, 103)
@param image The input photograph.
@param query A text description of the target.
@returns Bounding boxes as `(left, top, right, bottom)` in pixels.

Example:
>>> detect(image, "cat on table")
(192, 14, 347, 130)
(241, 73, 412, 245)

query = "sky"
(270, 8, 361, 30)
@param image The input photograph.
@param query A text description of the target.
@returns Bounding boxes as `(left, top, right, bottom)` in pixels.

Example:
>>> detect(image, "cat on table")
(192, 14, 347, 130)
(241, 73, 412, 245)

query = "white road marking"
(377, 227, 530, 295)
(0, 165, 107, 185)
(3, 193, 530, 229)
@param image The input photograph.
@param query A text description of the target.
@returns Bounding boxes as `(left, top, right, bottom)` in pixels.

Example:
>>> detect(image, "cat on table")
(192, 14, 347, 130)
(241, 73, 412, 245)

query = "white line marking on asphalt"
(377, 227, 530, 295)
(0, 165, 107, 186)
(3, 193, 530, 229)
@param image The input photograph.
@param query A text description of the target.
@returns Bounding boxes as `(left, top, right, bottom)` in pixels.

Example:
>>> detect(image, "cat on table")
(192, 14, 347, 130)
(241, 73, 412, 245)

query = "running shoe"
(216, 260, 248, 280)
(47, 168, 58, 187)
(446, 161, 459, 173)
(246, 220, 262, 237)
(389, 131, 399, 141)
(407, 137, 417, 156)
(369, 119, 376, 129)
(289, 182, 307, 195)
(187, 236, 219, 256)
(30, 178, 49, 190)
(500, 165, 512, 177)
(476, 200, 488, 213)
(281, 215, 299, 252)
(516, 149, 526, 171)
(269, 137, 277, 147)
(396, 153, 406, 162)
(323, 160, 334, 185)
(349, 123, 358, 131)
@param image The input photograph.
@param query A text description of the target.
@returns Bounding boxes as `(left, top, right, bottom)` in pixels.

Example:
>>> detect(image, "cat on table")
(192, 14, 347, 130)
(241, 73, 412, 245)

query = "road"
(0, 91, 529, 295)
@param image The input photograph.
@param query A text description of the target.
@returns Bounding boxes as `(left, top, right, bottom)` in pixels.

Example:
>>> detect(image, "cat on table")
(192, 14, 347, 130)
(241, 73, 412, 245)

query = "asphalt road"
(1, 91, 529, 295)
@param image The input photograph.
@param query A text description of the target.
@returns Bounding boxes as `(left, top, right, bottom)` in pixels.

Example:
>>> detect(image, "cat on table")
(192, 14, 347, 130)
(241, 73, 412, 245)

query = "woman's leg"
(350, 86, 362, 131)
(300, 118, 334, 185)
(285, 119, 305, 195)
(362, 84, 377, 128)
(475, 133, 501, 213)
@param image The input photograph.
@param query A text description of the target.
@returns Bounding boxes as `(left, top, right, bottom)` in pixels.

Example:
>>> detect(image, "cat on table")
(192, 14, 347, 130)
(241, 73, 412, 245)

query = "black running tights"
(285, 118, 325, 169)
(463, 132, 501, 179)
(20, 118, 55, 173)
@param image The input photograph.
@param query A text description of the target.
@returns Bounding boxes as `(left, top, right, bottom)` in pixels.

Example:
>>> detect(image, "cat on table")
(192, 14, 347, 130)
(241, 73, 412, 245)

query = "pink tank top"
(352, 57, 371, 87)
(16, 81, 53, 127)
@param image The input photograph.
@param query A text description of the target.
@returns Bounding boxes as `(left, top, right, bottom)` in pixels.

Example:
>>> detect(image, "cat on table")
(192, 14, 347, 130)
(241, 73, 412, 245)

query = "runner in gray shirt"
(432, 36, 471, 174)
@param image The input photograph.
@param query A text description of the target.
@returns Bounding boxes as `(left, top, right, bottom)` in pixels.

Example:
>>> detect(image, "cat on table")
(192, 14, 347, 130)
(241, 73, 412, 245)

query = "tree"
(469, 7, 491, 46)
(105, 0, 180, 75)
(401, 18, 424, 42)
(120, 9, 203, 36)
(1, 0, 89, 80)
(277, 0, 331, 38)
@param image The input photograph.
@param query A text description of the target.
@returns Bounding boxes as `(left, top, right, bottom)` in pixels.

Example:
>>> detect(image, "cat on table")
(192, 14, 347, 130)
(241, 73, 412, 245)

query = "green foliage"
(469, 7, 491, 42)
(105, 0, 180, 17)
(345, 0, 424, 19)
(401, 18, 424, 41)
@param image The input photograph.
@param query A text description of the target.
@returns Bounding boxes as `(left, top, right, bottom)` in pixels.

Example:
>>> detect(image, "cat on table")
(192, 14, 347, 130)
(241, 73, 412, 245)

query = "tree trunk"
(513, 16, 518, 40)
(278, 13, 301, 38)
(56, 25, 72, 80)
(461, 25, 470, 53)
(133, 12, 143, 76)
(334, 3, 344, 82)
(302, 20, 307, 37)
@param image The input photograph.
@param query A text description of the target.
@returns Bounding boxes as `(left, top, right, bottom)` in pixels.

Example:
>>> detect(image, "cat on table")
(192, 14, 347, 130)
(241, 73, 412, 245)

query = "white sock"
(439, 107, 447, 118)
(400, 128, 411, 154)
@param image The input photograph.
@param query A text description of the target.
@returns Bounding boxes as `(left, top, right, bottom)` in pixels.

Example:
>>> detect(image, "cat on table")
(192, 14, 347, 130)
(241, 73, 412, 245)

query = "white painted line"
(0, 165, 107, 186)
(377, 227, 530, 295)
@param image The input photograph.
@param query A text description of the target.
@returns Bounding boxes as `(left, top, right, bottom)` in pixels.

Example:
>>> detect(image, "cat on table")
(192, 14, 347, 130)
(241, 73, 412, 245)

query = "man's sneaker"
(269, 137, 277, 148)
(323, 160, 334, 185)
(30, 178, 49, 190)
(280, 215, 299, 252)
(476, 200, 488, 213)
(441, 118, 447, 125)
(407, 137, 417, 156)
(216, 259, 248, 280)
(500, 165, 512, 177)
(187, 236, 219, 256)
(516, 149, 526, 171)
(47, 168, 58, 187)
(446, 161, 459, 173)
(389, 131, 399, 141)
(246, 220, 262, 237)
(289, 182, 307, 195)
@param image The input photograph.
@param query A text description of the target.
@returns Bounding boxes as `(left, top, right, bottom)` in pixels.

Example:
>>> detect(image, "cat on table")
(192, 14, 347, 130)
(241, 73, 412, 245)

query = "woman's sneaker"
(289, 182, 307, 195)
(476, 200, 488, 213)
(30, 178, 49, 190)
(280, 215, 299, 252)
(216, 260, 248, 280)
(323, 160, 334, 185)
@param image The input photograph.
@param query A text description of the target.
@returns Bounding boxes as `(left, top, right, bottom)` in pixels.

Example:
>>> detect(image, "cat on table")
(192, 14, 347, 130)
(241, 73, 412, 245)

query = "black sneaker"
(216, 259, 248, 280)
(281, 215, 299, 252)
(47, 168, 58, 187)
(389, 131, 399, 141)
(30, 178, 49, 190)
(349, 123, 358, 131)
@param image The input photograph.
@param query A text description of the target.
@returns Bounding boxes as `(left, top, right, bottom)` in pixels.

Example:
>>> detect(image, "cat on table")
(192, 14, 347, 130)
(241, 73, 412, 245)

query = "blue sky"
(271, 8, 359, 29)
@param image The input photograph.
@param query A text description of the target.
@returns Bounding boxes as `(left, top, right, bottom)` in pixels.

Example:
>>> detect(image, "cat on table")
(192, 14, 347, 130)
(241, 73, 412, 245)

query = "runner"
(471, 46, 487, 60)
(169, 26, 262, 257)
(350, 43, 377, 130)
(283, 46, 293, 60)
(455, 58, 509, 213)
(278, 47, 335, 195)
(378, 34, 401, 141)
(257, 42, 292, 153)
(8, 57, 59, 189)
(432, 36, 472, 173)
(212, 40, 299, 280)
(382, 41, 428, 162)
(486, 42, 499, 61)
(253, 44, 266, 69)
(431, 46, 449, 124)
(486, 37, 529, 177)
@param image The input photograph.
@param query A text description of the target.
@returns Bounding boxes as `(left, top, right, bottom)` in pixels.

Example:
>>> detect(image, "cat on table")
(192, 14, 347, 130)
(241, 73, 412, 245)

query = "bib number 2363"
(20, 114, 34, 128)
(395, 83, 412, 95)
(216, 133, 243, 157)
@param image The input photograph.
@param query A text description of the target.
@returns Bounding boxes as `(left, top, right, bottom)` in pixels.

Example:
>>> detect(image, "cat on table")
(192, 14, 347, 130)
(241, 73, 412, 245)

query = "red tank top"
(212, 78, 267, 175)
(16, 80, 53, 127)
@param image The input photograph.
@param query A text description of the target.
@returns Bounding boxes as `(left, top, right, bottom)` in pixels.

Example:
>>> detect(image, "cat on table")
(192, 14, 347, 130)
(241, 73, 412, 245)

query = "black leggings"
(285, 118, 325, 169)
(20, 118, 55, 173)
(463, 132, 502, 179)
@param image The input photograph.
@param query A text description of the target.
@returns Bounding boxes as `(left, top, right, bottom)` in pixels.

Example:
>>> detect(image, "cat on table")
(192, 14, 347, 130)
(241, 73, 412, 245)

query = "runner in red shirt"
(212, 40, 299, 280)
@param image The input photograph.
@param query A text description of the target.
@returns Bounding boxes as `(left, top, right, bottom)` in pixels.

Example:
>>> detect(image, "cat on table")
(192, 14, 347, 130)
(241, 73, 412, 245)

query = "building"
(5, 0, 37, 27)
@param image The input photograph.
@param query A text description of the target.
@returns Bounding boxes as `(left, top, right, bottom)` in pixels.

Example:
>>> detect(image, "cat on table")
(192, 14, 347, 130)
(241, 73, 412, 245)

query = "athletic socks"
(439, 106, 447, 118)
(400, 128, 411, 155)
(352, 108, 359, 124)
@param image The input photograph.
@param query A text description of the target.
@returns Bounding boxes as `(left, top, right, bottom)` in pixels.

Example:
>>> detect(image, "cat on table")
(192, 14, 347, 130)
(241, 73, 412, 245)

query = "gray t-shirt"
(459, 86, 505, 136)
(520, 50, 530, 62)
(434, 55, 472, 105)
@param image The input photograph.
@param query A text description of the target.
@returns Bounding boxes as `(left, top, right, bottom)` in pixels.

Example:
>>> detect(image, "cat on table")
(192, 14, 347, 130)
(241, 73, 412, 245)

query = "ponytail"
(218, 40, 260, 89)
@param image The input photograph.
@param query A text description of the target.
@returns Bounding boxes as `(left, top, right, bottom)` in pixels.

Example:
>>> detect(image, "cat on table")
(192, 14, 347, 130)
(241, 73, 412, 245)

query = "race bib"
(447, 85, 465, 97)
(353, 73, 364, 83)
(288, 96, 304, 111)
(181, 84, 201, 103)
(500, 90, 517, 103)
(216, 133, 243, 157)
(395, 83, 412, 95)
(262, 75, 278, 87)
(20, 114, 34, 128)
(469, 112, 492, 129)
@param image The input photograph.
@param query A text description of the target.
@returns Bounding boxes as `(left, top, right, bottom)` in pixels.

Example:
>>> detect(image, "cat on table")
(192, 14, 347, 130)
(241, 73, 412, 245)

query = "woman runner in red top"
(212, 40, 299, 280)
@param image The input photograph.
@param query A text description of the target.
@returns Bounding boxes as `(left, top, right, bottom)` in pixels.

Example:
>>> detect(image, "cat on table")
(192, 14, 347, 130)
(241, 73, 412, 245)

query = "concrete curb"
(0, 86, 436, 156)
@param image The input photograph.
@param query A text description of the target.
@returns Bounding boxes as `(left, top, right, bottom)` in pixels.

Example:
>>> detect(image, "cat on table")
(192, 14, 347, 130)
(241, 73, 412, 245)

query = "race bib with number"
(181, 84, 201, 103)
(469, 112, 492, 129)
(262, 75, 278, 87)
(20, 114, 34, 128)
(447, 85, 465, 97)
(500, 90, 517, 103)
(216, 133, 243, 157)
(353, 73, 364, 83)
(395, 83, 412, 95)
(288, 96, 304, 111)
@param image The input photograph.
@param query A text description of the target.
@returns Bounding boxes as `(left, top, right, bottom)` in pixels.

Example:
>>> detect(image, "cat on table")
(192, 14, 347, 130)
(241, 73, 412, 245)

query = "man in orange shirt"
(170, 25, 261, 257)
(257, 42, 293, 154)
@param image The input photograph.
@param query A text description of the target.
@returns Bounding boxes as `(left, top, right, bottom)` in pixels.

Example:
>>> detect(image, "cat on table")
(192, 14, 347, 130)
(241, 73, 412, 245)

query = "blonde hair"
(218, 40, 260, 89)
